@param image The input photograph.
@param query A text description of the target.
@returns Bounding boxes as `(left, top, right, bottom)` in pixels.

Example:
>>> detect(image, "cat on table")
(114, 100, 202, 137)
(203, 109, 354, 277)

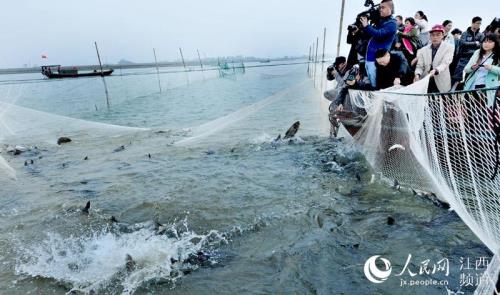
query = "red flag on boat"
(41, 54, 47, 59)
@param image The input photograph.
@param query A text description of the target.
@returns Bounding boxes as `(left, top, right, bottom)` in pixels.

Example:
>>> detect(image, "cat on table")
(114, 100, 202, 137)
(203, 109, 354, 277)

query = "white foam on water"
(15, 223, 227, 294)
(250, 133, 275, 144)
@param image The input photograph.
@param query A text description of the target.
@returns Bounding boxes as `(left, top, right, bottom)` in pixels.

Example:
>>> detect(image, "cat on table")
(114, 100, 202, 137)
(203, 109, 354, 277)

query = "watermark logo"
(364, 255, 392, 283)
(362, 254, 492, 289)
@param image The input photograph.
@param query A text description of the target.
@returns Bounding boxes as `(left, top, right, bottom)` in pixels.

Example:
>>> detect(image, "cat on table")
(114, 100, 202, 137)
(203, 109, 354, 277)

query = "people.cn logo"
(364, 255, 392, 283)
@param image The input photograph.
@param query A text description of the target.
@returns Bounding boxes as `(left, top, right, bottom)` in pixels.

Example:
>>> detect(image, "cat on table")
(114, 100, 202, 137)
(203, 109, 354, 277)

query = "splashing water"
(15, 220, 228, 294)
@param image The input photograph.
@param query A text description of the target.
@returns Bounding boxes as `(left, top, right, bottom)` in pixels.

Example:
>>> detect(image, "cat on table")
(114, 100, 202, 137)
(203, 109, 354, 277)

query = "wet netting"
(0, 101, 146, 179)
(344, 77, 500, 294)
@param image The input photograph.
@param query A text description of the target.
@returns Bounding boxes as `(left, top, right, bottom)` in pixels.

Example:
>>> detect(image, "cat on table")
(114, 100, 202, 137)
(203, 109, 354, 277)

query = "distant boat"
(260, 59, 271, 63)
(41, 65, 113, 78)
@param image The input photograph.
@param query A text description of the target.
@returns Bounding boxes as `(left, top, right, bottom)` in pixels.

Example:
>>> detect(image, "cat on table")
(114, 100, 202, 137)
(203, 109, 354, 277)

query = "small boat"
(41, 65, 113, 79)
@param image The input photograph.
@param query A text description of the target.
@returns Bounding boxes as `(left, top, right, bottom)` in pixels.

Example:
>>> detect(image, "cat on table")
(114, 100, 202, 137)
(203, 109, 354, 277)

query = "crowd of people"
(325, 0, 500, 111)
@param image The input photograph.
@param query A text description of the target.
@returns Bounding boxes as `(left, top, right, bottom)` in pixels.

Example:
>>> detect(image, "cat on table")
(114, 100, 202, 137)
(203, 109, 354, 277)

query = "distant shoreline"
(0, 57, 308, 75)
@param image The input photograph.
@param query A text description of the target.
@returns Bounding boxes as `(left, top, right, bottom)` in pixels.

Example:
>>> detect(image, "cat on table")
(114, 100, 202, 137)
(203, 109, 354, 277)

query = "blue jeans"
(365, 61, 377, 88)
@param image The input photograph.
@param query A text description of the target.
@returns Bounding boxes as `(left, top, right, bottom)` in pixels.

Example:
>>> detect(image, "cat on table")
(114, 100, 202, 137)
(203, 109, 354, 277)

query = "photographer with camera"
(359, 0, 398, 88)
(324, 56, 351, 102)
(324, 57, 372, 112)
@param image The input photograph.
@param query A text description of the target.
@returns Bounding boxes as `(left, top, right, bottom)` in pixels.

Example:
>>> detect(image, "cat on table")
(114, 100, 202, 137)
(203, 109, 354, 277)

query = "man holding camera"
(359, 0, 397, 88)
(324, 56, 351, 102)
(324, 56, 373, 111)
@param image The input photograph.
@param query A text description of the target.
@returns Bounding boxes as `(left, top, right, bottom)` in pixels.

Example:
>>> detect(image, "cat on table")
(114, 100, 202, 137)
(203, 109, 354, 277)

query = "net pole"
(314, 37, 319, 88)
(179, 47, 187, 71)
(307, 45, 311, 77)
(94, 41, 110, 109)
(179, 47, 189, 84)
(153, 48, 162, 93)
(197, 49, 204, 71)
(320, 27, 327, 91)
(337, 0, 346, 57)
(217, 57, 222, 77)
(311, 42, 315, 79)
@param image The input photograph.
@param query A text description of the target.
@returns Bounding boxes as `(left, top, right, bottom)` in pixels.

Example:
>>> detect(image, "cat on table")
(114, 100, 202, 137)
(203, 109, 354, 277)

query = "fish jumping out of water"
(284, 121, 300, 139)
(155, 220, 167, 235)
(82, 201, 90, 214)
(125, 254, 136, 272)
(388, 144, 405, 152)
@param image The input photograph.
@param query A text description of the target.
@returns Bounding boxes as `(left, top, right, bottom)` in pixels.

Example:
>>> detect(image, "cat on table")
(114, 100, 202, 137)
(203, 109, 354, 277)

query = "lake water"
(0, 62, 492, 294)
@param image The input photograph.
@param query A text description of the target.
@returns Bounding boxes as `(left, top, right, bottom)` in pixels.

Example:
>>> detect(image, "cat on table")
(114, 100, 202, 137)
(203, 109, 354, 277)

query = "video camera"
(347, 0, 381, 32)
(485, 17, 500, 34)
(326, 65, 335, 81)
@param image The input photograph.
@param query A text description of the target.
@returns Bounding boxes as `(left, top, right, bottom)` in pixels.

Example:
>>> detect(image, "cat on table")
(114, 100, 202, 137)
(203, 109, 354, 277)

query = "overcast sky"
(0, 0, 497, 68)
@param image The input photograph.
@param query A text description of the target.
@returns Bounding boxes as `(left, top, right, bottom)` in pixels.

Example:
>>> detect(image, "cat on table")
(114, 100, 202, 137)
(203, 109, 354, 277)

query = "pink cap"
(429, 24, 445, 33)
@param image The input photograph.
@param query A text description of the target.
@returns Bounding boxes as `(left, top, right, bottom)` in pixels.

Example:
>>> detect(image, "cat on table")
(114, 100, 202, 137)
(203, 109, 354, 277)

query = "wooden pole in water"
(314, 37, 319, 88)
(94, 41, 110, 109)
(217, 57, 222, 77)
(307, 45, 312, 77)
(179, 47, 190, 84)
(311, 42, 315, 80)
(336, 0, 346, 57)
(179, 47, 187, 71)
(153, 48, 162, 93)
(197, 49, 204, 71)
(320, 27, 327, 91)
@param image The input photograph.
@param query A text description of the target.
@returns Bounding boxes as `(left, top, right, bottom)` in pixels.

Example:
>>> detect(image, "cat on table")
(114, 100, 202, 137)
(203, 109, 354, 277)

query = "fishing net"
(0, 101, 146, 179)
(343, 77, 500, 294)
(218, 62, 245, 78)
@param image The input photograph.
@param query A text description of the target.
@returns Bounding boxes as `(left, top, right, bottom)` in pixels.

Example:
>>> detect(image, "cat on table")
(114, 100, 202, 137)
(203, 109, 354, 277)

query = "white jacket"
(415, 42, 455, 92)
